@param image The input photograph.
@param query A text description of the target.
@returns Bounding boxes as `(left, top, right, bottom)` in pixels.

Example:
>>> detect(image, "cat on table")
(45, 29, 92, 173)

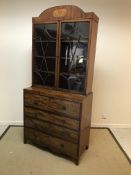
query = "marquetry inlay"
(53, 9, 67, 18)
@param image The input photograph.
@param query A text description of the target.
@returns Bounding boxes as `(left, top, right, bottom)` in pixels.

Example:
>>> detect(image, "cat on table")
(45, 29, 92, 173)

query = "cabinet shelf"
(61, 40, 88, 43)
(61, 57, 87, 60)
(60, 73, 85, 79)
(34, 40, 88, 43)
(34, 40, 56, 43)
(34, 70, 55, 74)
(35, 56, 56, 59)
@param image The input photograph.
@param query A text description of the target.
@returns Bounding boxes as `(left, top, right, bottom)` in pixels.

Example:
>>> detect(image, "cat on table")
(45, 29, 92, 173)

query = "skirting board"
(91, 123, 131, 129)
(0, 121, 131, 128)
(0, 121, 23, 126)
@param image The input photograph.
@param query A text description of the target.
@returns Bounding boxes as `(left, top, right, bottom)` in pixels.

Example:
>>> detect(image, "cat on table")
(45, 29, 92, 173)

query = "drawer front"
(25, 107, 79, 131)
(24, 93, 80, 118)
(25, 127, 78, 158)
(25, 117, 78, 143)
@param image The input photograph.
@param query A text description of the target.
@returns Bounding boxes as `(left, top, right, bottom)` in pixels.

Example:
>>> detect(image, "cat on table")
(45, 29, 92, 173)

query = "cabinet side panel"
(86, 20, 98, 94)
(79, 93, 93, 156)
(24, 90, 27, 143)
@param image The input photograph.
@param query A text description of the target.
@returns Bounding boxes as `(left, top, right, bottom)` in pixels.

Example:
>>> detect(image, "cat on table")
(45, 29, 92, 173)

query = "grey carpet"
(0, 127, 131, 175)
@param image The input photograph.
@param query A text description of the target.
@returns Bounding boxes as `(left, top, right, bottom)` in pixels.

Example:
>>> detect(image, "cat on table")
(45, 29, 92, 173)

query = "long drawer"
(24, 93, 80, 118)
(25, 127, 78, 158)
(24, 107, 79, 131)
(25, 117, 78, 143)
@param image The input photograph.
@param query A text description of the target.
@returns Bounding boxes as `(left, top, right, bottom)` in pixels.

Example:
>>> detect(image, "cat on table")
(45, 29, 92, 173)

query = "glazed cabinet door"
(59, 21, 90, 93)
(33, 23, 58, 87)
(32, 20, 90, 94)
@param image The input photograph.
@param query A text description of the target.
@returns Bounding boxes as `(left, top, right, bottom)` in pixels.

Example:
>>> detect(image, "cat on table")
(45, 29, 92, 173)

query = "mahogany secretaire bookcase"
(24, 5, 99, 165)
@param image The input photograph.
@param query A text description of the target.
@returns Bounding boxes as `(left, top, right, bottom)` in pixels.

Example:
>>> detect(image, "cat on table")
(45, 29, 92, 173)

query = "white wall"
(0, 0, 131, 127)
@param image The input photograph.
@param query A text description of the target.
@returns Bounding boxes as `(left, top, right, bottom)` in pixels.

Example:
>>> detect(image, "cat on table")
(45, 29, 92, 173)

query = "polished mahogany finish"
(24, 5, 99, 165)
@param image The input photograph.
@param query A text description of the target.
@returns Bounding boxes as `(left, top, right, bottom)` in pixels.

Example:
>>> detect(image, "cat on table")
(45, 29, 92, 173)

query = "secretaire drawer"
(24, 107, 79, 131)
(24, 93, 80, 118)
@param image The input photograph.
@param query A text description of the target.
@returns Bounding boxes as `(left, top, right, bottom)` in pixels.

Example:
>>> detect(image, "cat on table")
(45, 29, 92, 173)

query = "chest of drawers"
(24, 87, 92, 165)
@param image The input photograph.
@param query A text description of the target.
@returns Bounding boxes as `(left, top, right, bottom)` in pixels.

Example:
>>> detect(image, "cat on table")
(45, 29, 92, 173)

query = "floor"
(0, 125, 8, 136)
(0, 127, 131, 175)
(111, 128, 131, 162)
(0, 125, 131, 163)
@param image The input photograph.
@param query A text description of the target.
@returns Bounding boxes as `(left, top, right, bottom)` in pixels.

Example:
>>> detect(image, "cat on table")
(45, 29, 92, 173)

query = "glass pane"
(59, 21, 89, 93)
(33, 23, 57, 87)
